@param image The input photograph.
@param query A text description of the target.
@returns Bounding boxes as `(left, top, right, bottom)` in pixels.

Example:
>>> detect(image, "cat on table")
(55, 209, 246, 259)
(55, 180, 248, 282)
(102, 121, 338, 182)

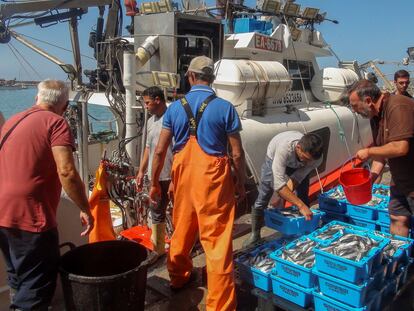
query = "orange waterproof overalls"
(167, 95, 237, 310)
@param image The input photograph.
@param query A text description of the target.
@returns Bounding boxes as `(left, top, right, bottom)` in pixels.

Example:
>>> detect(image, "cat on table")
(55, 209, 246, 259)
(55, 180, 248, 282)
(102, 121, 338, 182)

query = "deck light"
(283, 2, 300, 16)
(301, 7, 319, 19)
(258, 0, 281, 14)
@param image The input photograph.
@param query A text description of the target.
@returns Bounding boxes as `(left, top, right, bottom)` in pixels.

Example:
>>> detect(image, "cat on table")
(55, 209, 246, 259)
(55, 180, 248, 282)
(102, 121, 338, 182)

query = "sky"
(0, 0, 413, 81)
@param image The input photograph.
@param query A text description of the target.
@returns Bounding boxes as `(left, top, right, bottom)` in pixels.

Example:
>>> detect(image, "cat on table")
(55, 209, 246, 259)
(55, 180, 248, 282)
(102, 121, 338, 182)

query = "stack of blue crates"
(269, 237, 321, 308)
(224, 17, 273, 35)
(312, 227, 389, 311)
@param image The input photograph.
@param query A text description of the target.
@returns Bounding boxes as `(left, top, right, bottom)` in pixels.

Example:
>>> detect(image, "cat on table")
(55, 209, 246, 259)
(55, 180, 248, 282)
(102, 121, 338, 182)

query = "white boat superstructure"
(0, 0, 373, 304)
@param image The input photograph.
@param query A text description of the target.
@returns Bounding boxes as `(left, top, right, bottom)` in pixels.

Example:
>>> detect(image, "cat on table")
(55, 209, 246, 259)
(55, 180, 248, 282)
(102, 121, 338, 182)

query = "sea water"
(0, 87, 116, 133)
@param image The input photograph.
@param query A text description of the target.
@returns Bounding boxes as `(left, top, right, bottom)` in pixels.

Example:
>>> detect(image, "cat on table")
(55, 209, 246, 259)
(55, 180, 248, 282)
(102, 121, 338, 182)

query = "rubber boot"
(151, 222, 166, 256)
(243, 209, 264, 248)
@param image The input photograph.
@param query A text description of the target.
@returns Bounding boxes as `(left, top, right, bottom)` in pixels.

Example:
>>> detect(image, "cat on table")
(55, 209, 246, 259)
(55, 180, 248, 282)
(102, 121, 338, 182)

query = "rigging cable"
(8, 41, 43, 79)
(13, 32, 95, 60)
(6, 43, 33, 79)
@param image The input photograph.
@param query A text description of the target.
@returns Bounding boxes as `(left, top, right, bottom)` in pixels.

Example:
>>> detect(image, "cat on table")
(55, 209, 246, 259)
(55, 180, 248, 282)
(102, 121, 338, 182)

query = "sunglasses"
(397, 81, 410, 85)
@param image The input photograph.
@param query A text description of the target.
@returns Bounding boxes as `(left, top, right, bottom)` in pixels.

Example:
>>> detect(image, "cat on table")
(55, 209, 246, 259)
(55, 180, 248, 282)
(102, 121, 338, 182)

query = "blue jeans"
(253, 156, 310, 213)
(0, 227, 59, 311)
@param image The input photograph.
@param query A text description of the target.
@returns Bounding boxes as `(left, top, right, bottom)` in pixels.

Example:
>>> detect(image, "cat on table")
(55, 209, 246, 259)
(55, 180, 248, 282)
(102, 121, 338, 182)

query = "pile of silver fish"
(372, 187, 390, 197)
(280, 238, 318, 268)
(319, 234, 380, 261)
(276, 207, 302, 218)
(328, 187, 346, 200)
(314, 224, 346, 240)
(364, 196, 385, 207)
(382, 239, 408, 258)
(241, 247, 276, 273)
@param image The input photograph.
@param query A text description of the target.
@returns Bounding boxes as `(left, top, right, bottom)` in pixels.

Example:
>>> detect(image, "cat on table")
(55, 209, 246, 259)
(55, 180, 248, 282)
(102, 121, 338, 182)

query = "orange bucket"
(339, 167, 372, 205)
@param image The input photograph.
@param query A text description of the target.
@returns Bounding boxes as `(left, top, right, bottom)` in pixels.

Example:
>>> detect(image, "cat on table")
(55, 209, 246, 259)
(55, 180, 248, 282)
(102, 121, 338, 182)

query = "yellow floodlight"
(152, 71, 179, 88)
(261, 0, 281, 14)
(283, 2, 300, 16)
(302, 7, 319, 19)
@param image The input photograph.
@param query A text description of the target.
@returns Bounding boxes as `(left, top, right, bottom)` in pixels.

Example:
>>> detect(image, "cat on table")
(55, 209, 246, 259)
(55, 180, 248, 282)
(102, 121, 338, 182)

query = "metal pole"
(123, 46, 139, 166)
(69, 11, 83, 86)
(81, 97, 89, 193)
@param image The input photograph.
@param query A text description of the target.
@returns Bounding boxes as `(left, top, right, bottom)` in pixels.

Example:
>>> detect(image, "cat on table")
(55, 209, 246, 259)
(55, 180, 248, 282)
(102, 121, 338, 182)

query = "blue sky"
(1, 0, 413, 81)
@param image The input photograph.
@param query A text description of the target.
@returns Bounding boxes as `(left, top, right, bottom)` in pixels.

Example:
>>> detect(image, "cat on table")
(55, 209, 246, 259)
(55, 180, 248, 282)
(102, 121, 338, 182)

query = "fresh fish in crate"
(372, 187, 390, 197)
(241, 246, 276, 273)
(364, 196, 384, 207)
(382, 239, 408, 258)
(280, 238, 317, 268)
(315, 224, 346, 240)
(328, 187, 346, 200)
(320, 234, 379, 261)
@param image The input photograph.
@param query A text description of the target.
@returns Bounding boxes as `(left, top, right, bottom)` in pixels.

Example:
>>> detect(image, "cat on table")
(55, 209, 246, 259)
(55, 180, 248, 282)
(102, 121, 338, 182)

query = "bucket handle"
(59, 242, 76, 254)
(340, 157, 371, 176)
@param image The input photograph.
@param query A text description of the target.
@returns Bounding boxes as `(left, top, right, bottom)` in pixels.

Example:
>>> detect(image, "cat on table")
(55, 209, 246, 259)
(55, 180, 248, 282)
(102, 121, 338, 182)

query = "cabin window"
(308, 126, 330, 176)
(283, 60, 315, 91)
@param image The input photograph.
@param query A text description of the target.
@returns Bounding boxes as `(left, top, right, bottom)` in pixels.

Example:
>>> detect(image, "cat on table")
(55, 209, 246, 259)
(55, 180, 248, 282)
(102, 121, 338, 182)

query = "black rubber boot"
(243, 208, 264, 248)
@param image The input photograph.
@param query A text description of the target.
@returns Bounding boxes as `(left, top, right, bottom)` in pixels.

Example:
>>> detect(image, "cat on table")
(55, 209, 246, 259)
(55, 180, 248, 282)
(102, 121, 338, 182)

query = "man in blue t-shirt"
(149, 56, 246, 310)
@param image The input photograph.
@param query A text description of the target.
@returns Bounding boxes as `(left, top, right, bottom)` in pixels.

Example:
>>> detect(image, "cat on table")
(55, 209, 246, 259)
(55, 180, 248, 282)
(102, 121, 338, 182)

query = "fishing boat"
(0, 0, 373, 307)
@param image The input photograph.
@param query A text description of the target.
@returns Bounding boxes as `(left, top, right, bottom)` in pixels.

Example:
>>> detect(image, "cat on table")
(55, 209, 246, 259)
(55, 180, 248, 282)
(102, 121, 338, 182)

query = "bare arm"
(136, 147, 150, 191)
(277, 179, 312, 220)
(368, 140, 409, 159)
(150, 129, 172, 202)
(52, 146, 94, 236)
(228, 132, 246, 200)
(370, 159, 386, 184)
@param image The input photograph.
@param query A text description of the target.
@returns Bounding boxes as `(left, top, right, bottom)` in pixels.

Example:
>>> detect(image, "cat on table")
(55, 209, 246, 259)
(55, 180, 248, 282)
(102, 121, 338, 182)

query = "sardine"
(372, 187, 390, 197)
(280, 238, 317, 268)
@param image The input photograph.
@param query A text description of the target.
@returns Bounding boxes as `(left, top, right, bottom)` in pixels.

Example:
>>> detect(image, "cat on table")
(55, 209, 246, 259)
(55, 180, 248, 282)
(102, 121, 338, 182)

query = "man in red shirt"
(0, 80, 94, 310)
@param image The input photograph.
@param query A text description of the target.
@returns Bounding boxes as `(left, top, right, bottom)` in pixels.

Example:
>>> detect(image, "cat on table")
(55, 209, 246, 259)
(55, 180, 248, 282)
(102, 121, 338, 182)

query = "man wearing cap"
(149, 56, 246, 310)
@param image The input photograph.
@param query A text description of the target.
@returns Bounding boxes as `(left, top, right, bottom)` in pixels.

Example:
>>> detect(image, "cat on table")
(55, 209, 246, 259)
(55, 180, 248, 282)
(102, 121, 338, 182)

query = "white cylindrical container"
(310, 68, 359, 103)
(213, 59, 291, 106)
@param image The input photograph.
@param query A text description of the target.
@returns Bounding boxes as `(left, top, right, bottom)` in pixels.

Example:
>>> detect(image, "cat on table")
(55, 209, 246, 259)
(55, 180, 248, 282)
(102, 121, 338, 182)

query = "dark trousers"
(0, 227, 59, 311)
(151, 180, 171, 224)
(253, 156, 310, 213)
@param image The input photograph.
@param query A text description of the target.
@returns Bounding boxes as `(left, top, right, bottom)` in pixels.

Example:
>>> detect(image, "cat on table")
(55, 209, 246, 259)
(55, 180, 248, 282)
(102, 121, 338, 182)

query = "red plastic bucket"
(339, 167, 372, 205)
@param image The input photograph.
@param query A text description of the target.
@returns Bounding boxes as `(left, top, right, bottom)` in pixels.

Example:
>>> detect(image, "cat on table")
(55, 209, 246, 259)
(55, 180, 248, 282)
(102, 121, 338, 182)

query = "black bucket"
(59, 240, 148, 311)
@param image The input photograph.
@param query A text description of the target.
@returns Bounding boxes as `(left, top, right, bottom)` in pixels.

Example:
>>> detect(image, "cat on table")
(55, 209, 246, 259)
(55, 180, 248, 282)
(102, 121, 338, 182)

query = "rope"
(14, 32, 95, 60)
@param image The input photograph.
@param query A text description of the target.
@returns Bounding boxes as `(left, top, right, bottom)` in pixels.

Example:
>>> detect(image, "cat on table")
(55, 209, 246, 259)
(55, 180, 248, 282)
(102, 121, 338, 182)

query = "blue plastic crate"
(366, 290, 382, 311)
(322, 211, 350, 225)
(264, 207, 324, 236)
(319, 187, 348, 214)
(314, 230, 390, 284)
(313, 290, 373, 311)
(372, 264, 387, 287)
(320, 220, 369, 234)
(234, 239, 282, 291)
(270, 237, 318, 288)
(314, 269, 374, 308)
(382, 277, 398, 297)
(271, 274, 314, 308)
(377, 222, 390, 233)
(349, 216, 379, 231)
(347, 204, 378, 221)
(377, 207, 390, 225)
(234, 18, 266, 34)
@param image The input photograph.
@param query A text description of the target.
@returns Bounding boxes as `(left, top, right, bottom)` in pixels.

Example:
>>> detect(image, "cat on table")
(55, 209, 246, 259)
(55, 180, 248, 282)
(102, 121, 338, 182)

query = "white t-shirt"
(146, 114, 173, 181)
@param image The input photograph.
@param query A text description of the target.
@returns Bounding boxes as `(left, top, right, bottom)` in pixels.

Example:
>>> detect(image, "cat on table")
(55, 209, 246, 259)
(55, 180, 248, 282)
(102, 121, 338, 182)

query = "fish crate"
(313, 290, 375, 311)
(348, 216, 379, 231)
(382, 276, 398, 298)
(314, 269, 375, 308)
(270, 274, 314, 308)
(346, 197, 386, 221)
(377, 222, 390, 234)
(376, 207, 390, 225)
(308, 226, 344, 245)
(372, 184, 390, 198)
(234, 240, 283, 291)
(313, 229, 390, 284)
(270, 237, 319, 288)
(318, 186, 348, 214)
(264, 207, 325, 236)
(372, 263, 387, 287)
(321, 211, 350, 225)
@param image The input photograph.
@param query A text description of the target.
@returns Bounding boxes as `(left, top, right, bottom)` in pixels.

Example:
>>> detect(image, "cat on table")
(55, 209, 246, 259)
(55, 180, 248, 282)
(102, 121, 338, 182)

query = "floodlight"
(302, 7, 319, 19)
(283, 2, 300, 16)
(140, 2, 159, 14)
(259, 0, 281, 14)
(152, 71, 179, 88)
(407, 47, 414, 61)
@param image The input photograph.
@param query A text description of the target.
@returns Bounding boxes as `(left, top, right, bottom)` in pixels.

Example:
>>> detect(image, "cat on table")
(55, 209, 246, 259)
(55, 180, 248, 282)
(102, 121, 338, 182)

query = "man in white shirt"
(244, 131, 324, 246)
(136, 86, 173, 256)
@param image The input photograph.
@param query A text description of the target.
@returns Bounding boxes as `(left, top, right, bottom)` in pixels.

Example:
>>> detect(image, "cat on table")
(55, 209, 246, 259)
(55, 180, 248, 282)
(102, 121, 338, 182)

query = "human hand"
(136, 172, 144, 192)
(270, 195, 285, 208)
(167, 181, 174, 203)
(80, 210, 94, 236)
(298, 205, 313, 221)
(356, 148, 370, 161)
(149, 183, 161, 204)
